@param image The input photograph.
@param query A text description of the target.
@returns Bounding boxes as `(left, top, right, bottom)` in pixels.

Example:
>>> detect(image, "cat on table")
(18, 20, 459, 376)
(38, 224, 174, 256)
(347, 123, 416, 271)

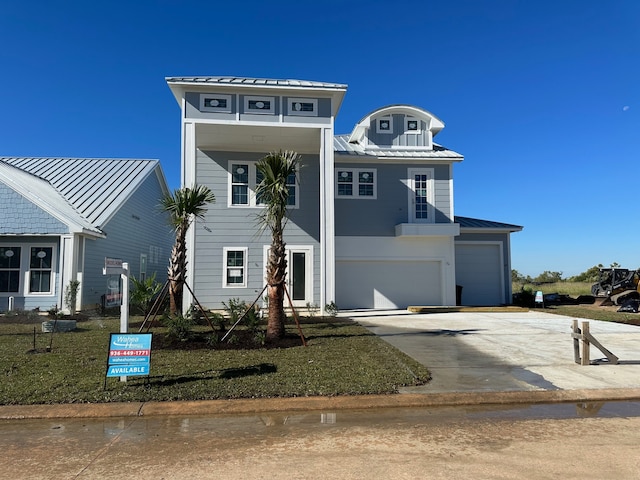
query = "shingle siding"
(0, 183, 68, 234)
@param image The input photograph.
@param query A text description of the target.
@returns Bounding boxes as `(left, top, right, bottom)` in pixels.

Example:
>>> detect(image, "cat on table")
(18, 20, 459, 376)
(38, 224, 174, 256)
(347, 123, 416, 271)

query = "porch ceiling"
(195, 124, 322, 154)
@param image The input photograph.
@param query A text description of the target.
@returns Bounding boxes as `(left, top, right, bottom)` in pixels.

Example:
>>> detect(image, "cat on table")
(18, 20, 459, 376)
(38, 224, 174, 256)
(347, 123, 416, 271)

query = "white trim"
(376, 116, 393, 134)
(288, 97, 318, 117)
(223, 247, 248, 288)
(262, 245, 313, 306)
(404, 116, 421, 134)
(25, 244, 56, 296)
(199, 93, 232, 113)
(335, 168, 377, 199)
(244, 95, 275, 115)
(320, 126, 335, 312)
(227, 160, 299, 209)
(407, 168, 435, 223)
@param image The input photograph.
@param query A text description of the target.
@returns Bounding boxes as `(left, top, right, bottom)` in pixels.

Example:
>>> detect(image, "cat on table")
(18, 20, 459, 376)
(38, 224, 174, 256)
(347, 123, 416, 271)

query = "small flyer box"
(105, 333, 152, 387)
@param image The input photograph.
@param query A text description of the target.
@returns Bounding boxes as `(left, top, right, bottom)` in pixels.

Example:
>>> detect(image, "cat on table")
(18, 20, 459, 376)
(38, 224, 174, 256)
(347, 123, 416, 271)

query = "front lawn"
(0, 313, 430, 405)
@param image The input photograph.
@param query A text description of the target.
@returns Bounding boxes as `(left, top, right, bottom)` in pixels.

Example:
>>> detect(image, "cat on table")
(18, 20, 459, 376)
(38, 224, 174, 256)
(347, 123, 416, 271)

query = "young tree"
(160, 185, 215, 315)
(255, 150, 301, 342)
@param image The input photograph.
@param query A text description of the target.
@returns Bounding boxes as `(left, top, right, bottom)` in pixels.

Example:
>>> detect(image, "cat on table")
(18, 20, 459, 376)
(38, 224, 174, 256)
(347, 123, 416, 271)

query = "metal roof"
(455, 216, 523, 232)
(0, 157, 162, 231)
(334, 134, 464, 159)
(166, 76, 348, 90)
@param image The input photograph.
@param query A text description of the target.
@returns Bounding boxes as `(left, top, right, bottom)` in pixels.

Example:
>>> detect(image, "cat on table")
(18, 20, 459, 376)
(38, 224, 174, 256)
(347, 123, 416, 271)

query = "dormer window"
(199, 94, 232, 113)
(405, 117, 421, 134)
(288, 98, 318, 117)
(376, 116, 393, 134)
(245, 95, 275, 114)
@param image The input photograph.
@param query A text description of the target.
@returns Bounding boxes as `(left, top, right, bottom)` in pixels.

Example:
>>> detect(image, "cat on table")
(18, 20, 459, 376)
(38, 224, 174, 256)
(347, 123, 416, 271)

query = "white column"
(319, 126, 335, 314)
(182, 121, 196, 312)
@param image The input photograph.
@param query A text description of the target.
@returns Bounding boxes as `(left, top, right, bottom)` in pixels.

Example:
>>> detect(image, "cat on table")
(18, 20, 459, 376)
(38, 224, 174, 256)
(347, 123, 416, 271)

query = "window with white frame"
(28, 246, 54, 294)
(288, 98, 318, 117)
(199, 93, 232, 113)
(223, 247, 248, 288)
(244, 95, 275, 114)
(335, 168, 377, 199)
(405, 116, 421, 134)
(0, 246, 21, 293)
(229, 161, 298, 207)
(376, 116, 393, 134)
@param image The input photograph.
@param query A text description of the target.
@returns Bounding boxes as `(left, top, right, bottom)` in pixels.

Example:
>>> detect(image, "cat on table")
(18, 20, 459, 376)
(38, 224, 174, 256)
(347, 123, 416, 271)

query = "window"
(229, 161, 298, 208)
(244, 95, 275, 115)
(335, 169, 377, 199)
(28, 246, 53, 294)
(288, 97, 318, 117)
(408, 168, 434, 223)
(140, 254, 148, 282)
(405, 116, 421, 134)
(223, 248, 248, 288)
(199, 94, 232, 113)
(376, 116, 393, 134)
(0, 246, 21, 293)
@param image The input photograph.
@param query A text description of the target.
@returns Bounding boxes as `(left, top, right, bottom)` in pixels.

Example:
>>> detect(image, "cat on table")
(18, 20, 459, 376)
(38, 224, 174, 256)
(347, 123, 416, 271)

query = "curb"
(3, 388, 640, 420)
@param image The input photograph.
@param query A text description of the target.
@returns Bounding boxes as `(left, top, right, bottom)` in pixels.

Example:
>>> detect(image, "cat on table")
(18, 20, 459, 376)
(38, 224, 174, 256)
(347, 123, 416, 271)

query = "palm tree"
(255, 150, 301, 342)
(160, 185, 215, 315)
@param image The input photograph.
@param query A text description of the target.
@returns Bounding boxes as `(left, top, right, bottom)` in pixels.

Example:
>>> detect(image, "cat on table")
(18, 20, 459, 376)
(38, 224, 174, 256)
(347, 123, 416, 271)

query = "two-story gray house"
(166, 76, 521, 312)
(0, 157, 173, 313)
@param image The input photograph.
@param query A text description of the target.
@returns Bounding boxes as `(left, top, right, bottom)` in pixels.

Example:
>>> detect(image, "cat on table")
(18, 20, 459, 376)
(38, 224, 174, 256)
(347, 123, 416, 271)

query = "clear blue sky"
(1, 1, 638, 277)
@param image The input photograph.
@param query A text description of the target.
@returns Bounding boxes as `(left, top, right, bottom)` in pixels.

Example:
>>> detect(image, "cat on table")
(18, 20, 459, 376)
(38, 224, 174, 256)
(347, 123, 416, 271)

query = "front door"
(264, 245, 313, 307)
(286, 246, 312, 307)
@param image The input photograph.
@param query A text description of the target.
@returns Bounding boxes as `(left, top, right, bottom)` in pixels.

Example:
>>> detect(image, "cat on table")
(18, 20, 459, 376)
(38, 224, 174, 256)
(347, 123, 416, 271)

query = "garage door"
(336, 260, 442, 309)
(455, 243, 503, 306)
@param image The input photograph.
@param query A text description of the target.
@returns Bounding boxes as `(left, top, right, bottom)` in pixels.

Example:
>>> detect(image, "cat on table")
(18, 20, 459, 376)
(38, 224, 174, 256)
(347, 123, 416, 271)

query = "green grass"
(544, 305, 640, 326)
(0, 314, 430, 405)
(513, 281, 593, 296)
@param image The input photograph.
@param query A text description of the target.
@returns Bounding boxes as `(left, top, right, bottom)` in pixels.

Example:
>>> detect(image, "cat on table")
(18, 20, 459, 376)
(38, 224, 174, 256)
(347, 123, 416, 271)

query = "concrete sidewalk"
(349, 310, 640, 393)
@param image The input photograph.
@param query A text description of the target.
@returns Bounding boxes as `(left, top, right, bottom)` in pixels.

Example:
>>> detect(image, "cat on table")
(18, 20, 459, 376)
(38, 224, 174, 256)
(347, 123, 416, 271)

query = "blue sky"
(1, 0, 638, 277)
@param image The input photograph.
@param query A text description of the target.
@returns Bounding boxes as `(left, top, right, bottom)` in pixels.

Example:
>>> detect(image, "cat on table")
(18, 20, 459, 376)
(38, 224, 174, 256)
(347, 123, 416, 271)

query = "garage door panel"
(455, 244, 503, 306)
(336, 261, 441, 309)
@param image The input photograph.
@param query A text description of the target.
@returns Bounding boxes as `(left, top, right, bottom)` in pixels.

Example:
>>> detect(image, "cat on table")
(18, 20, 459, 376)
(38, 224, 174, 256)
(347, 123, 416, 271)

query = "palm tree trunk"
(168, 226, 187, 315)
(266, 232, 287, 341)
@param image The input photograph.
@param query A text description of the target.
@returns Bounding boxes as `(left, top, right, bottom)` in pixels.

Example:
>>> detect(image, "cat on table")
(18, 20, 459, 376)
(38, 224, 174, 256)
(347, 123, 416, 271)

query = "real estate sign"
(106, 333, 152, 377)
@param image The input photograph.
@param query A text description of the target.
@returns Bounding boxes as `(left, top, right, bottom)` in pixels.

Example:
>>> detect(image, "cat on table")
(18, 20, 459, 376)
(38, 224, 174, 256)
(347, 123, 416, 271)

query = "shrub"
(162, 312, 195, 342)
(130, 274, 163, 315)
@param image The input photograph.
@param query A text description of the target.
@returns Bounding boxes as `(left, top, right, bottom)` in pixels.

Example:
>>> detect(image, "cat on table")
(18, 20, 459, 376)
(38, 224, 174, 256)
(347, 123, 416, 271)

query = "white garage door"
(455, 243, 504, 306)
(336, 260, 442, 310)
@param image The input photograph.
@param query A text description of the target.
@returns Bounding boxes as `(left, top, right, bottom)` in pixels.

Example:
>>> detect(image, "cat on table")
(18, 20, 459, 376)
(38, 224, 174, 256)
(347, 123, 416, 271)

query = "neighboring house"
(166, 76, 522, 312)
(0, 157, 174, 313)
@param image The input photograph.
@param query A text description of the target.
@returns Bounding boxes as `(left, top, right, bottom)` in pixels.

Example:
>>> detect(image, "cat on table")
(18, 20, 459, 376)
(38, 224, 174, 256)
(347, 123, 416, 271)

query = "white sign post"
(103, 258, 130, 381)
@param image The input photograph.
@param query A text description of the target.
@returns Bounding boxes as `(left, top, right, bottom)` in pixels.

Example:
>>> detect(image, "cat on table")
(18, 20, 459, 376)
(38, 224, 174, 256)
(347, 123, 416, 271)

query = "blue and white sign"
(107, 333, 152, 378)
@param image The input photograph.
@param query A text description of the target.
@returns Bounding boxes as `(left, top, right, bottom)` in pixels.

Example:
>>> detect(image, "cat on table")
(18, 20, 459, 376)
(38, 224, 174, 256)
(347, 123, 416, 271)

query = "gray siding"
(82, 171, 173, 309)
(185, 92, 237, 120)
(0, 183, 68, 234)
(367, 114, 430, 148)
(335, 163, 451, 236)
(192, 150, 320, 309)
(184, 92, 331, 124)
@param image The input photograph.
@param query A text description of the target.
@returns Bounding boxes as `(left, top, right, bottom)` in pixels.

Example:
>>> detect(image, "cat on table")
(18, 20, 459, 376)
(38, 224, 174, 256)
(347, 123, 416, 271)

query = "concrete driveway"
(345, 310, 640, 394)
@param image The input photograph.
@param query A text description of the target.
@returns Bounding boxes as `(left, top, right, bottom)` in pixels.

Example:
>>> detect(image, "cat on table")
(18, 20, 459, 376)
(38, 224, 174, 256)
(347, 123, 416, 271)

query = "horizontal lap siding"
(193, 150, 320, 309)
(82, 171, 173, 309)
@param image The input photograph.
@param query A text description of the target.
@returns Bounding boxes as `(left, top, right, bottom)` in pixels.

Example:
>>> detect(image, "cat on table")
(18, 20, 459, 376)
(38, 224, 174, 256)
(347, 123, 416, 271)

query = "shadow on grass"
(143, 363, 278, 387)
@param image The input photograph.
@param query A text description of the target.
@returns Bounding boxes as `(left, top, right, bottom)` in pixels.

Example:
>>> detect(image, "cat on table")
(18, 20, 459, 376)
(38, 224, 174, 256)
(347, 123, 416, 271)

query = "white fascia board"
(334, 155, 462, 165)
(459, 227, 523, 234)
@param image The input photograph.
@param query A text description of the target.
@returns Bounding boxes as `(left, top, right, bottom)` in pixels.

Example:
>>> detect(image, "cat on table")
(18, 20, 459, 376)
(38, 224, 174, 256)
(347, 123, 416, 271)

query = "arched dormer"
(347, 105, 445, 150)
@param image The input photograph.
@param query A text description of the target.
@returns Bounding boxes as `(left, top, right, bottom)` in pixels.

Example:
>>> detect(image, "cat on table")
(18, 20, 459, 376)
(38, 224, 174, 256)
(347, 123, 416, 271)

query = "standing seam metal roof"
(333, 134, 463, 159)
(165, 76, 348, 90)
(0, 157, 161, 229)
